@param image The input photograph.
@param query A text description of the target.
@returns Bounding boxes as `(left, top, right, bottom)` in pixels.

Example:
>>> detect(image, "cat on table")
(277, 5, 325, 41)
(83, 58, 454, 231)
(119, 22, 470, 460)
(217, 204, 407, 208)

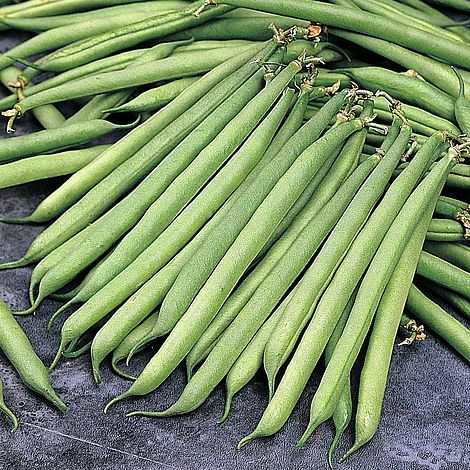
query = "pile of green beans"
(0, 0, 469, 466)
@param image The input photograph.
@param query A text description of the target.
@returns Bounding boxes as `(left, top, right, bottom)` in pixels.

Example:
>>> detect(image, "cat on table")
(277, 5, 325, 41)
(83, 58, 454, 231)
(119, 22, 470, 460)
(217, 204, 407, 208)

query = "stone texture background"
(1, 26, 469, 470)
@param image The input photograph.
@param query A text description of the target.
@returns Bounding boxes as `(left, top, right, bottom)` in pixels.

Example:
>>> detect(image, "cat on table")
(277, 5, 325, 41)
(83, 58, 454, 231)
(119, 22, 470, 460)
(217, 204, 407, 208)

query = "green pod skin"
(445, 173, 470, 189)
(420, 280, 470, 320)
(185, 88, 311, 377)
(0, 0, 166, 20)
(219, 291, 292, 424)
(86, 88, 294, 382)
(0, 379, 18, 432)
(242, 125, 420, 447)
(372, 96, 460, 135)
(424, 241, 470, 272)
(124, 119, 368, 419)
(65, 90, 134, 124)
(109, 87, 292, 346)
(167, 16, 309, 42)
(259, 100, 374, 262)
(340, 66, 456, 121)
(331, 28, 465, 99)
(261, 121, 411, 405)
(51, 59, 300, 371)
(426, 218, 467, 241)
(0, 145, 109, 189)
(453, 67, 470, 134)
(14, 46, 249, 114)
(63, 38, 197, 124)
(42, 71, 268, 312)
(298, 149, 456, 448)
(1, 43, 271, 273)
(349, 0, 463, 42)
(0, 119, 134, 164)
(342, 198, 435, 461)
(185, 147, 337, 380)
(430, 0, 470, 12)
(406, 285, 470, 362)
(0, 65, 65, 130)
(30, 2, 234, 73)
(0, 1, 187, 31)
(0, 299, 66, 412)
(0, 13, 158, 72)
(325, 292, 357, 467)
(105, 77, 201, 114)
(103, 90, 350, 411)
(416, 251, 470, 301)
(7, 42, 267, 227)
(158, 90, 350, 350)
(4, 48, 147, 102)
(111, 312, 159, 381)
(434, 195, 469, 220)
(217, 0, 470, 68)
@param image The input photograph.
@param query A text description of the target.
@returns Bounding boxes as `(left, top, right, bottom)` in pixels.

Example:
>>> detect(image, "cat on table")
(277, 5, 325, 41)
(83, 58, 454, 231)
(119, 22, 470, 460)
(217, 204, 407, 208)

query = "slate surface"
(0, 29, 469, 470)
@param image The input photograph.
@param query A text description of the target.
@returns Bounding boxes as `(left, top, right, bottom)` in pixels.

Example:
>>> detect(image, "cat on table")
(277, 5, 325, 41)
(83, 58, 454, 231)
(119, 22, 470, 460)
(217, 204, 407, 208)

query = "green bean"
(421, 280, 470, 320)
(216, 0, 470, 68)
(28, 2, 233, 73)
(341, 198, 435, 461)
(372, 96, 460, 134)
(40, 73, 280, 323)
(349, 0, 463, 43)
(406, 285, 470, 362)
(65, 91, 134, 124)
(184, 151, 337, 380)
(325, 291, 356, 467)
(0, 379, 18, 432)
(0, 298, 66, 412)
(0, 119, 133, 164)
(99, 86, 292, 348)
(261, 121, 412, 408)
(14, 47, 249, 116)
(4, 48, 147, 100)
(103, 90, 351, 410)
(340, 66, 456, 121)
(452, 67, 470, 135)
(7, 42, 267, 226)
(0, 1, 187, 31)
(218, 291, 291, 424)
(434, 197, 470, 237)
(0, 43, 270, 272)
(331, 29, 464, 99)
(0, 0, 163, 20)
(426, 218, 467, 241)
(91, 183, 249, 381)
(185, 88, 311, 377)
(0, 145, 108, 189)
(158, 93, 351, 339)
(0, 14, 157, 73)
(52, 59, 299, 371)
(167, 16, 308, 42)
(105, 77, 201, 114)
(125, 118, 367, 418)
(62, 38, 193, 124)
(175, 39, 257, 53)
(111, 313, 159, 381)
(444, 173, 470, 189)
(298, 146, 456, 447)
(424, 241, 470, 272)
(416, 251, 470, 300)
(259, 99, 374, 262)
(430, 0, 470, 12)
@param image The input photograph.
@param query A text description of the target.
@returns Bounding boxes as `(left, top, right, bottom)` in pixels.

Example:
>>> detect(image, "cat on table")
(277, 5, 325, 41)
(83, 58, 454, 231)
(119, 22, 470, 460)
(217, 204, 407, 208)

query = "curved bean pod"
(342, 198, 435, 461)
(0, 379, 18, 432)
(0, 145, 108, 189)
(0, 298, 66, 412)
(424, 241, 470, 272)
(406, 285, 470, 361)
(416, 251, 470, 300)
